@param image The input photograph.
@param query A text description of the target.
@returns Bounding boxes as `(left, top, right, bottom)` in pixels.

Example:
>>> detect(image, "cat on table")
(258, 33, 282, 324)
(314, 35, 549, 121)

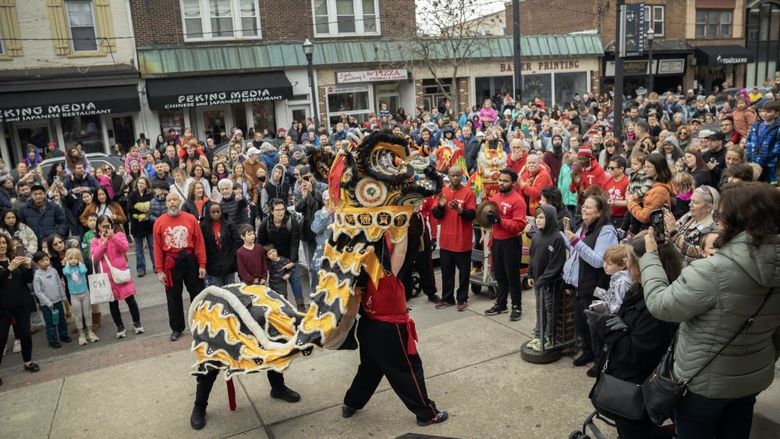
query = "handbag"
(88, 259, 114, 304)
(104, 256, 131, 284)
(589, 346, 645, 421)
(643, 286, 775, 426)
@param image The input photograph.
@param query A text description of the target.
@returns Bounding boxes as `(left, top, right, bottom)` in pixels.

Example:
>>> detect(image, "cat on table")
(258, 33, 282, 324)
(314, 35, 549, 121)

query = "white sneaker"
(134, 324, 144, 335)
(88, 331, 100, 342)
(13, 339, 21, 353)
(116, 329, 126, 339)
(78, 334, 87, 346)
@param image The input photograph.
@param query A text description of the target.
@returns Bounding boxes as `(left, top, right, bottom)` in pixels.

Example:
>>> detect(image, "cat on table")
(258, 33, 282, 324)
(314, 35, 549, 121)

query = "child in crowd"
(80, 212, 102, 332)
(62, 248, 99, 345)
(670, 172, 695, 219)
(621, 150, 654, 238)
(527, 205, 566, 352)
(265, 245, 292, 299)
(95, 167, 115, 200)
(149, 181, 170, 222)
(585, 244, 634, 376)
(33, 251, 72, 348)
(236, 224, 268, 286)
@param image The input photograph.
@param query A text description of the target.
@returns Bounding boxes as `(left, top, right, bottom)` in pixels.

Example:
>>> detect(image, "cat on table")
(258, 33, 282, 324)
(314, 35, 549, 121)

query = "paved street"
(1, 250, 778, 439)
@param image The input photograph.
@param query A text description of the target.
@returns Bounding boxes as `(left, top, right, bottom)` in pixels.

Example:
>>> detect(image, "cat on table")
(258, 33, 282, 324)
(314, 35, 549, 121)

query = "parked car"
(39, 152, 124, 177)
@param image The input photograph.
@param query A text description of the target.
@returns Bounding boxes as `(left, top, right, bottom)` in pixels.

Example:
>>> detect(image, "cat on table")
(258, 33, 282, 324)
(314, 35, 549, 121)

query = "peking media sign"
(620, 3, 646, 58)
(163, 88, 286, 109)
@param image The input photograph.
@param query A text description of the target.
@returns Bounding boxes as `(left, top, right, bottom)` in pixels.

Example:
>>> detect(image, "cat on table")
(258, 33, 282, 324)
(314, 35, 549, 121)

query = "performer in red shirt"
(432, 167, 476, 311)
(603, 156, 629, 226)
(518, 153, 553, 215)
(342, 234, 448, 426)
(153, 192, 207, 341)
(484, 169, 527, 321)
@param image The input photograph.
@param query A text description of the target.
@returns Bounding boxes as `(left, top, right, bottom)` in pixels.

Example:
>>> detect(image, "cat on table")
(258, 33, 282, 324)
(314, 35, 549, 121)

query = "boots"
(91, 312, 102, 332)
(296, 299, 306, 313)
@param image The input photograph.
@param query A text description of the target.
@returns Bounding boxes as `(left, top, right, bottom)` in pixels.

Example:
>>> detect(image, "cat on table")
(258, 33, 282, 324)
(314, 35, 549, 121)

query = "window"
(695, 10, 733, 38)
(66, 0, 98, 52)
(62, 115, 103, 153)
(327, 86, 372, 126)
(0, 29, 4, 56)
(313, 0, 379, 36)
(644, 5, 664, 36)
(181, 0, 261, 40)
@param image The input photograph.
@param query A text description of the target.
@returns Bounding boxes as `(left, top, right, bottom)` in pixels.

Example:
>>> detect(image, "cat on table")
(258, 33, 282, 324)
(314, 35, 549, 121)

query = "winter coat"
(627, 182, 673, 224)
(563, 222, 618, 294)
(91, 232, 135, 300)
(294, 188, 323, 244)
(731, 107, 757, 137)
(17, 200, 69, 242)
(557, 163, 577, 207)
(127, 190, 153, 237)
(219, 195, 248, 225)
(640, 232, 780, 398)
(149, 194, 168, 222)
(745, 120, 780, 182)
(257, 212, 301, 263)
(183, 197, 212, 223)
(201, 215, 241, 277)
(529, 204, 566, 289)
(0, 260, 34, 310)
(1, 223, 38, 254)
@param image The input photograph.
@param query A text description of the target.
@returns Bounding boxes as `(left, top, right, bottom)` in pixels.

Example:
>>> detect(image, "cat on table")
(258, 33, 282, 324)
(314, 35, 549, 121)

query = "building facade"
(744, 0, 780, 87)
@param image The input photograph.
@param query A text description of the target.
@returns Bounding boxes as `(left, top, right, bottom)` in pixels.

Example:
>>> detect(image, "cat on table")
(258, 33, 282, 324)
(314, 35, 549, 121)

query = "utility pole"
(613, 0, 625, 141)
(512, 0, 522, 103)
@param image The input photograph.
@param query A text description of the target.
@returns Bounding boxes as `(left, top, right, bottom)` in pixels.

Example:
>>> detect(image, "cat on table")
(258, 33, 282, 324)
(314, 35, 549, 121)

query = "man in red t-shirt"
(153, 192, 207, 341)
(484, 169, 527, 321)
(432, 167, 476, 311)
(603, 156, 629, 226)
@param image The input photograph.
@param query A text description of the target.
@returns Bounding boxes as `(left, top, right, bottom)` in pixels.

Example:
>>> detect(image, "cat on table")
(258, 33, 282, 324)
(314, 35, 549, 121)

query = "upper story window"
(644, 5, 664, 37)
(696, 9, 733, 38)
(66, 0, 98, 51)
(0, 30, 5, 56)
(313, 0, 379, 36)
(181, 0, 261, 41)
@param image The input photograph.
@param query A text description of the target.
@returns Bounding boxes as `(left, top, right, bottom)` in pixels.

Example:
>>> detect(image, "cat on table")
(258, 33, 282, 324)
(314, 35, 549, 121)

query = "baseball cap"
(246, 147, 261, 156)
(706, 131, 725, 141)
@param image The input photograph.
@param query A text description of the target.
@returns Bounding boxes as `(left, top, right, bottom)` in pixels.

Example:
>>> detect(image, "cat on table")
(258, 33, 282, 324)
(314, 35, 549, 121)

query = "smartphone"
(562, 217, 571, 231)
(589, 300, 607, 313)
(649, 209, 665, 244)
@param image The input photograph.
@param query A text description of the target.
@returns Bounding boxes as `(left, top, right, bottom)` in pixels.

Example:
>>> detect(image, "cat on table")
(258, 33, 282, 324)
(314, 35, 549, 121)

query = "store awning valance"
(145, 72, 293, 110)
(0, 85, 140, 123)
(695, 45, 753, 66)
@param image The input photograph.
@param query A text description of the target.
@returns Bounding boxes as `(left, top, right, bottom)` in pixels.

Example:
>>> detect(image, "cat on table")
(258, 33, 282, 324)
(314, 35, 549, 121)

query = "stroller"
(570, 410, 676, 439)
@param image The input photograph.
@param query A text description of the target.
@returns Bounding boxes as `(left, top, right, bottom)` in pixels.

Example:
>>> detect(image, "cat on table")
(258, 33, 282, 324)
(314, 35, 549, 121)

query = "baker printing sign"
(164, 88, 285, 109)
(0, 102, 112, 123)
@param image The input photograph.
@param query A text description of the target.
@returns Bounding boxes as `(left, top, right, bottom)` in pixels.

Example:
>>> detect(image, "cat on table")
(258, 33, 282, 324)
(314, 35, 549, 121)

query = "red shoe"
(434, 301, 453, 309)
(456, 303, 468, 312)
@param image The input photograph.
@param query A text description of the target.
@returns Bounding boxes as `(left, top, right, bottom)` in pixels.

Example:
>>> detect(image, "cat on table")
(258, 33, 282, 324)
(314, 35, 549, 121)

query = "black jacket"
(0, 261, 34, 310)
(604, 284, 677, 384)
(257, 212, 300, 262)
(295, 189, 323, 243)
(17, 200, 69, 242)
(529, 204, 566, 289)
(127, 190, 153, 237)
(201, 215, 241, 276)
(218, 196, 248, 225)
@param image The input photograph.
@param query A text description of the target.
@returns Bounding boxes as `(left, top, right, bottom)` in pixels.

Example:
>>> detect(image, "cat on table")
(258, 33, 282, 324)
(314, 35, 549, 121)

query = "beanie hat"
(578, 146, 594, 158)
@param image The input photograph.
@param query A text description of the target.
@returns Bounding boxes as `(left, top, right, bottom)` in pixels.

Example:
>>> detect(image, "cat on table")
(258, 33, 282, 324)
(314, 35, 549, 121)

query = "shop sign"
(716, 54, 748, 65)
(499, 60, 581, 72)
(164, 88, 286, 109)
(0, 102, 113, 123)
(326, 84, 370, 94)
(623, 60, 649, 75)
(658, 59, 685, 75)
(336, 69, 408, 84)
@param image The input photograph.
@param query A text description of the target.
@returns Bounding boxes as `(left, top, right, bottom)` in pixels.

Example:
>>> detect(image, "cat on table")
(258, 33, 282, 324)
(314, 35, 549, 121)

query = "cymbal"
(475, 200, 499, 229)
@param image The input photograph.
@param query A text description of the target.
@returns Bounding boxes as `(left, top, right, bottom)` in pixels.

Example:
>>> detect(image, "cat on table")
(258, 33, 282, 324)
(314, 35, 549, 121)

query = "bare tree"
(400, 0, 502, 115)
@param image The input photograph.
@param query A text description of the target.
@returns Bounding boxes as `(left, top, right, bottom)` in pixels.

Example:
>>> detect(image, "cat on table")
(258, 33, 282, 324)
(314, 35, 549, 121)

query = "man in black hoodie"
(527, 204, 566, 351)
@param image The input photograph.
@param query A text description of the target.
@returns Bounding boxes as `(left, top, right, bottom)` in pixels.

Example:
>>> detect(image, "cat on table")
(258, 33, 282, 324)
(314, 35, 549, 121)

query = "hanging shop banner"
(620, 3, 646, 58)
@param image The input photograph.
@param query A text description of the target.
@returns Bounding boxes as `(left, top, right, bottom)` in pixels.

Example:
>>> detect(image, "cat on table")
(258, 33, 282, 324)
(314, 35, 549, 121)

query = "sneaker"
(427, 294, 440, 303)
(542, 337, 553, 350)
(60, 335, 73, 343)
(341, 404, 358, 418)
(138, 271, 145, 278)
(484, 305, 508, 316)
(509, 306, 522, 321)
(528, 337, 541, 352)
(270, 387, 301, 403)
(78, 334, 87, 346)
(116, 326, 127, 339)
(134, 323, 145, 334)
(417, 410, 449, 426)
(456, 303, 468, 312)
(87, 331, 100, 343)
(587, 365, 600, 378)
(49, 341, 62, 349)
(169, 330, 182, 341)
(13, 339, 21, 353)
(573, 353, 594, 367)
(190, 406, 206, 430)
(434, 301, 453, 309)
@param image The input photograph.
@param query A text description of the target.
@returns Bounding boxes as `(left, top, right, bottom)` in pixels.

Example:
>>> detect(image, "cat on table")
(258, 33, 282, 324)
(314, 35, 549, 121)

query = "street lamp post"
(302, 39, 319, 126)
(647, 27, 655, 94)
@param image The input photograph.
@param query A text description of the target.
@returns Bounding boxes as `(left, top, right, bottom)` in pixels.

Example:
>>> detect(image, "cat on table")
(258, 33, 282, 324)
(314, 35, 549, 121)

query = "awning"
(0, 85, 140, 123)
(145, 72, 293, 110)
(695, 45, 753, 66)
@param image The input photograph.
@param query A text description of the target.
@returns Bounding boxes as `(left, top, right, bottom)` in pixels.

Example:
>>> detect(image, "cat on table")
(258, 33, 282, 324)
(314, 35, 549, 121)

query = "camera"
(649, 209, 665, 244)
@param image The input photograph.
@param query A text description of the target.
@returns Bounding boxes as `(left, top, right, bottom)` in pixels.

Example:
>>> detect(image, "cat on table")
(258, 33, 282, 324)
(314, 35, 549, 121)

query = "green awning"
(137, 34, 604, 77)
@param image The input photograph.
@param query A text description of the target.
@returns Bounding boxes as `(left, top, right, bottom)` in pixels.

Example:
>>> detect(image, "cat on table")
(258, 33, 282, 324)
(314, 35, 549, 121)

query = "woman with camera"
(663, 185, 720, 264)
(640, 182, 780, 438)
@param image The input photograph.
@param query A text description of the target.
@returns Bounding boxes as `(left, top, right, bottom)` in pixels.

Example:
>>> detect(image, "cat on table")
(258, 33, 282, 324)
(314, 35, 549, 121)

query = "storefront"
(145, 71, 294, 142)
(0, 69, 141, 165)
(319, 68, 416, 127)
(745, 0, 780, 87)
(694, 45, 752, 91)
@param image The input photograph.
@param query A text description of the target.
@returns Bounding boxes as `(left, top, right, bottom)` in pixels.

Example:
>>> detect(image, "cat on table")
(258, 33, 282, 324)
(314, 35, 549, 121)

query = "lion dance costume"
(188, 133, 442, 378)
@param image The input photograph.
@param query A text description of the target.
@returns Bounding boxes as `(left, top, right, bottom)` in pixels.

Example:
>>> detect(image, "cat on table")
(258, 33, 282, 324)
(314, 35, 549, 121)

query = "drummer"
(483, 169, 527, 321)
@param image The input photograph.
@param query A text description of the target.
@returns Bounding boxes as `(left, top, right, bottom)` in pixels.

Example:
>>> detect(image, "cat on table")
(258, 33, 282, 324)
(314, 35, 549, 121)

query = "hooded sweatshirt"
(33, 266, 67, 308)
(529, 204, 567, 289)
(263, 163, 291, 204)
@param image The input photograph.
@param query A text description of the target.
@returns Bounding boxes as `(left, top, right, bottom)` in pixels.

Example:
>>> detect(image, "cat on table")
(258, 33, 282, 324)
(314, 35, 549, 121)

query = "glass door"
(231, 105, 247, 138)
(13, 121, 52, 165)
(289, 104, 310, 126)
(200, 108, 226, 144)
(108, 115, 136, 152)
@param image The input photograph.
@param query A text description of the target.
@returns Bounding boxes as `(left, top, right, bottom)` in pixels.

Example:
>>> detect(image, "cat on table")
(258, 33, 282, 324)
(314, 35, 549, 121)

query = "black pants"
(165, 254, 205, 332)
(0, 305, 32, 367)
(194, 369, 286, 410)
(400, 230, 437, 299)
(574, 291, 595, 357)
(344, 317, 438, 421)
(109, 295, 141, 329)
(491, 236, 522, 309)
(440, 249, 471, 304)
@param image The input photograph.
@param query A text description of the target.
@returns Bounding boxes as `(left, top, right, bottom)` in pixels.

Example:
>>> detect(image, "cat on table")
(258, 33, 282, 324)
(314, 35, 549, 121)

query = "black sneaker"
(170, 330, 182, 342)
(417, 410, 449, 426)
(190, 406, 206, 430)
(484, 305, 508, 316)
(573, 353, 595, 367)
(509, 306, 522, 321)
(270, 387, 301, 403)
(341, 404, 357, 418)
(586, 365, 600, 378)
(60, 335, 73, 343)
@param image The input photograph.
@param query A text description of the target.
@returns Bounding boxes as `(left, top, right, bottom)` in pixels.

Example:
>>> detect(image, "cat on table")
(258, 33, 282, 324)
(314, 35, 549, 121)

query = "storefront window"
(251, 101, 276, 136)
(522, 74, 552, 107)
(327, 88, 371, 126)
(159, 109, 184, 137)
(475, 76, 513, 106)
(62, 115, 103, 153)
(554, 72, 588, 106)
(374, 83, 399, 114)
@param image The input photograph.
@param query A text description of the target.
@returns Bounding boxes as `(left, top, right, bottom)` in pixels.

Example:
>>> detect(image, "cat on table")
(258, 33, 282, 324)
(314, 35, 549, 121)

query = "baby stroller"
(570, 410, 676, 439)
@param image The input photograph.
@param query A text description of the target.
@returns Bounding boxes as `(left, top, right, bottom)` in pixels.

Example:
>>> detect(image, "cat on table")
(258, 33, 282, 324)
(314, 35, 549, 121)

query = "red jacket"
(153, 211, 207, 273)
(518, 167, 553, 214)
(488, 190, 527, 241)
(433, 185, 476, 252)
(570, 159, 607, 194)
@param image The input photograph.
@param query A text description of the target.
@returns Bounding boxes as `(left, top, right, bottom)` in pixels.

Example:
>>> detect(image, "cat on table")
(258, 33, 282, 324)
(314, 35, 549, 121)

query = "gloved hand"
(486, 211, 501, 224)
(606, 315, 629, 332)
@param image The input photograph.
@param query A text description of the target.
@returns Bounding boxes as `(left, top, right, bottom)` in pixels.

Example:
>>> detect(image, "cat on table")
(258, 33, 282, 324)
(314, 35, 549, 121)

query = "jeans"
(288, 265, 304, 301)
(674, 391, 758, 439)
(206, 273, 236, 288)
(302, 240, 318, 293)
(41, 301, 69, 344)
(533, 285, 556, 338)
(134, 233, 154, 274)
